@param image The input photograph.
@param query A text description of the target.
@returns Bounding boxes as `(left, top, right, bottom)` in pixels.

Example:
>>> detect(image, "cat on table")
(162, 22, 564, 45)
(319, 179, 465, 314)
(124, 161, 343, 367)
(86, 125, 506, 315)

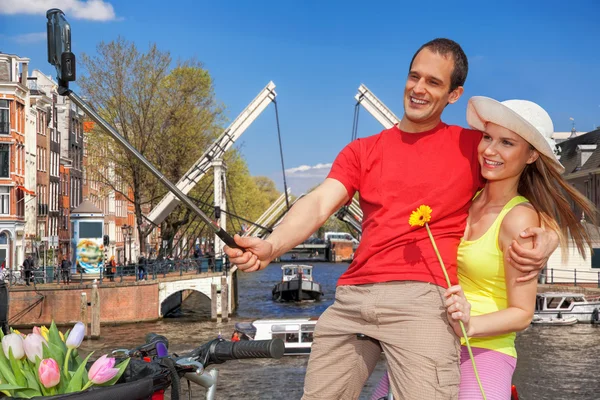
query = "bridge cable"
(169, 209, 201, 258)
(189, 195, 273, 234)
(183, 223, 206, 259)
(273, 99, 290, 210)
(167, 178, 214, 257)
(351, 101, 361, 142)
(168, 185, 214, 258)
(221, 173, 240, 234)
(224, 174, 243, 234)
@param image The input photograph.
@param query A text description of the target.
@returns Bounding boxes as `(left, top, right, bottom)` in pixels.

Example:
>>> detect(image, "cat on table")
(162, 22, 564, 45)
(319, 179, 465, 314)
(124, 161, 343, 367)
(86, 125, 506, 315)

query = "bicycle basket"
(6, 358, 172, 400)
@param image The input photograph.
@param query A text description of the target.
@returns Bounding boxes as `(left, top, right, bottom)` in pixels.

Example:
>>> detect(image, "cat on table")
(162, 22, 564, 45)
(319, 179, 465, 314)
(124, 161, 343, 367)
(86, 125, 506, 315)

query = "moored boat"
(272, 264, 323, 302)
(531, 314, 578, 326)
(534, 292, 600, 323)
(233, 318, 317, 355)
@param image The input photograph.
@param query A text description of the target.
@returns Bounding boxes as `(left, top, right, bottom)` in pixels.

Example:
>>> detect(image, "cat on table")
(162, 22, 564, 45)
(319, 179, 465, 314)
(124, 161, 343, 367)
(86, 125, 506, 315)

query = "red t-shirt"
(328, 122, 483, 287)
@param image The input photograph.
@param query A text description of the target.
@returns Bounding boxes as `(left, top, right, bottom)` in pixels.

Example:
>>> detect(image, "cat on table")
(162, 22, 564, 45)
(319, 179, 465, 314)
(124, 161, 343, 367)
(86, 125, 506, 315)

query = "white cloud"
(11, 32, 47, 44)
(274, 162, 333, 195)
(1, 0, 118, 22)
(286, 163, 332, 175)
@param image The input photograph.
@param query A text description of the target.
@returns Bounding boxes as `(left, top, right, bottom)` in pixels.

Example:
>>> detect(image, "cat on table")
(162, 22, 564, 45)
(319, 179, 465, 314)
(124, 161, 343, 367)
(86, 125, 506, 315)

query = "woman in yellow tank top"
(445, 97, 597, 399)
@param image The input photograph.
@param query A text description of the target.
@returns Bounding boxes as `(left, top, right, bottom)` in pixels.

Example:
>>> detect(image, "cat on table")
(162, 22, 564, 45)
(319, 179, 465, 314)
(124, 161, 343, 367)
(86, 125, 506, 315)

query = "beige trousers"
(302, 281, 460, 400)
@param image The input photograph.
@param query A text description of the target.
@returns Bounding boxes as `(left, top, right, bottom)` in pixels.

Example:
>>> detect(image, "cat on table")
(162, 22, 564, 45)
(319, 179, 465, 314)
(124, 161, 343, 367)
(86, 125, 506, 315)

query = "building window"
(0, 144, 9, 178)
(592, 249, 600, 268)
(16, 188, 23, 217)
(0, 187, 9, 215)
(0, 100, 9, 135)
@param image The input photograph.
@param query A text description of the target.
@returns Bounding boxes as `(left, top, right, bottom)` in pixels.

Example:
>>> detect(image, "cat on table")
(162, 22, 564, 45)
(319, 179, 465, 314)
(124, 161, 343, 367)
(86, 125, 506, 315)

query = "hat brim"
(467, 96, 564, 173)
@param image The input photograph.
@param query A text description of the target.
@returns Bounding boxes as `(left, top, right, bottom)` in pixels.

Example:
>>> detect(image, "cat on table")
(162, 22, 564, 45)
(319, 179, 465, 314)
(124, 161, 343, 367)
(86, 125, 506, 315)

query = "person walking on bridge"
(225, 39, 559, 399)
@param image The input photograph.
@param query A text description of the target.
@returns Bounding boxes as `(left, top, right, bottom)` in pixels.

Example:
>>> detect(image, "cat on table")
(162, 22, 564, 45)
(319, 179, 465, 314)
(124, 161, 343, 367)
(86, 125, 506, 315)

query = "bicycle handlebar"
(116, 335, 284, 400)
(209, 338, 285, 363)
(122, 334, 285, 368)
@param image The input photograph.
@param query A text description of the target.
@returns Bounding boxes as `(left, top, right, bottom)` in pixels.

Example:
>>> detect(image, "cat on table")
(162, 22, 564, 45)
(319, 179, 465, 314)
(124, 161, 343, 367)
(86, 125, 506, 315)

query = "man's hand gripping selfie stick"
(46, 8, 241, 251)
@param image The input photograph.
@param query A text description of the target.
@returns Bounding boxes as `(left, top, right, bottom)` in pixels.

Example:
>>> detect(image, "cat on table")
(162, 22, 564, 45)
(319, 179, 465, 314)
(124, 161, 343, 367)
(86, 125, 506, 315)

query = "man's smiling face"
(403, 48, 461, 129)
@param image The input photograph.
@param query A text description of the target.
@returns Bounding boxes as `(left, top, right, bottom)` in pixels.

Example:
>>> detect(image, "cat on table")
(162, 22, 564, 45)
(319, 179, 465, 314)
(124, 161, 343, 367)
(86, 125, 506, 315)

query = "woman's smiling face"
(478, 122, 539, 182)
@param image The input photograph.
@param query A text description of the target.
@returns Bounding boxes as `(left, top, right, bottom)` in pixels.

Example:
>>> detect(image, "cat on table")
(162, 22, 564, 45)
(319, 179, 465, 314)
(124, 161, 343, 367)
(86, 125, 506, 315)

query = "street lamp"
(121, 224, 133, 265)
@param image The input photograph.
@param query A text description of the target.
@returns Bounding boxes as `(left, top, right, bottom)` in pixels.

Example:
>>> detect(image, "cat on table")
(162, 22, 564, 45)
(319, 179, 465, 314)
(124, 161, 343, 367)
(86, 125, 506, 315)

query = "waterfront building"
(32, 71, 61, 263)
(543, 128, 600, 285)
(0, 53, 28, 269)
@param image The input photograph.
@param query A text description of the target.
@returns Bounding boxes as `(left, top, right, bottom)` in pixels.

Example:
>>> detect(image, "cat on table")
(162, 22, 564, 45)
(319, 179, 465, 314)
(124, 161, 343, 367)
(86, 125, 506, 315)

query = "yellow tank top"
(457, 195, 529, 358)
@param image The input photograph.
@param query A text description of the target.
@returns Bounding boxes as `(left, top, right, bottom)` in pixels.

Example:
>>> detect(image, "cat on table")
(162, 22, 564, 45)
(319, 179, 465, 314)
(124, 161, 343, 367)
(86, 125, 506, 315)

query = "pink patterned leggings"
(370, 346, 517, 400)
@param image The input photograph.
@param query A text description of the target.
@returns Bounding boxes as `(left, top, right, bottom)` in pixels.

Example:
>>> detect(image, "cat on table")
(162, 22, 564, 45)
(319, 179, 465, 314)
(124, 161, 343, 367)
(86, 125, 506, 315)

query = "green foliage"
(79, 37, 223, 252)
(65, 352, 94, 393)
(80, 37, 287, 252)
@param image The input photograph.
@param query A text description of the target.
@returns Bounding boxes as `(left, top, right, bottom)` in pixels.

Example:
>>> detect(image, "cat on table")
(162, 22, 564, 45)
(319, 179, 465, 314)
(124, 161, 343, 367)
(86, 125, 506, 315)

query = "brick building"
(82, 122, 137, 264)
(33, 71, 61, 252)
(0, 53, 28, 268)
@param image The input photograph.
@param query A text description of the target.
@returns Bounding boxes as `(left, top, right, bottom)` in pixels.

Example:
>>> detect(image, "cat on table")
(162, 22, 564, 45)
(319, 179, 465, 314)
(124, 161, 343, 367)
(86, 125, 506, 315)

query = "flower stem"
(82, 381, 94, 391)
(425, 223, 487, 400)
(64, 347, 72, 376)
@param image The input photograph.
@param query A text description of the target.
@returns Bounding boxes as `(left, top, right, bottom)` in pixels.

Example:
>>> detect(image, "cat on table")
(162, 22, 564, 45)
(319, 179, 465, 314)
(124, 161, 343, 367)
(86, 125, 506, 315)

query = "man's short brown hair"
(409, 38, 468, 92)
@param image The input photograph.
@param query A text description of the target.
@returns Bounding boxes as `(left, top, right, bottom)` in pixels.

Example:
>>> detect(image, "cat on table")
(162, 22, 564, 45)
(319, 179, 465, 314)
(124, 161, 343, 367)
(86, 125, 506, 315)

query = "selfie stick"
(46, 9, 241, 250)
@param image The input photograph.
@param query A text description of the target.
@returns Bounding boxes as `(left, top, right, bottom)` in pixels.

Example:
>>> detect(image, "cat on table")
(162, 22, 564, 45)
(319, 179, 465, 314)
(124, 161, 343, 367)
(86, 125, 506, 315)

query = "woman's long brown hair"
(518, 153, 598, 259)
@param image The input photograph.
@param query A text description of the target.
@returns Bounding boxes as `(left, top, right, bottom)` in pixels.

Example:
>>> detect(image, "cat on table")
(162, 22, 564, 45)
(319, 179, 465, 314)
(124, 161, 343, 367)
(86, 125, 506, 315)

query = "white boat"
(233, 318, 317, 355)
(534, 292, 600, 323)
(531, 314, 578, 326)
(272, 265, 323, 302)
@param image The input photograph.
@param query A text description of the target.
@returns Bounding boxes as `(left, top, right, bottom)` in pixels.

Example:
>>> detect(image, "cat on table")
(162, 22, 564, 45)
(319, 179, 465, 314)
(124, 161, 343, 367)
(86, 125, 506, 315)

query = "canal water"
(78, 262, 600, 399)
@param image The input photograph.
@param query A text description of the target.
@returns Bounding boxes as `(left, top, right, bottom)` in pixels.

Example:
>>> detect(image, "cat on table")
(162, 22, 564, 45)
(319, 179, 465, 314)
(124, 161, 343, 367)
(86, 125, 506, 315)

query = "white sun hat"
(466, 96, 564, 173)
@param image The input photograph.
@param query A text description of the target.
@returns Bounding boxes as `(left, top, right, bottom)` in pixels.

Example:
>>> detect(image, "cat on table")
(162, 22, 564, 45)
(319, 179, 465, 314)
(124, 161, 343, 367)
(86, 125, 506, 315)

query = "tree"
(79, 37, 223, 253)
(254, 176, 281, 205)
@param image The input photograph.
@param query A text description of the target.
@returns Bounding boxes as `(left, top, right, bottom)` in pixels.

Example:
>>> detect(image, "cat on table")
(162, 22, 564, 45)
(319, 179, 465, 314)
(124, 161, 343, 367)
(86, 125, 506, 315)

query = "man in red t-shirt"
(225, 39, 557, 399)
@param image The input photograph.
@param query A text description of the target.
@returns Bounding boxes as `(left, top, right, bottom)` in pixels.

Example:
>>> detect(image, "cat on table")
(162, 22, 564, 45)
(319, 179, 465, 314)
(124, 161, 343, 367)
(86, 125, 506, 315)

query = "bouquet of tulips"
(0, 321, 129, 398)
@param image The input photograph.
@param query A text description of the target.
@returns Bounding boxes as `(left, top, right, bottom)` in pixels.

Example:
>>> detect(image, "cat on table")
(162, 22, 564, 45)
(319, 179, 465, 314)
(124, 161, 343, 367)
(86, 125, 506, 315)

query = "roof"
(553, 131, 588, 140)
(71, 200, 103, 215)
(556, 128, 600, 174)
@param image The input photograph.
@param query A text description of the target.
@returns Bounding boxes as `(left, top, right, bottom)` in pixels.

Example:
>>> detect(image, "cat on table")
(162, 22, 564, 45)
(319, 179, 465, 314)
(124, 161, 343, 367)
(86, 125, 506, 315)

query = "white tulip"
(2, 333, 25, 360)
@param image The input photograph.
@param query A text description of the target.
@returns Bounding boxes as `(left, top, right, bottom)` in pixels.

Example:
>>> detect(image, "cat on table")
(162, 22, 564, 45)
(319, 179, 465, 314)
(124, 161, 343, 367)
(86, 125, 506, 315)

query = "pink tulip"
(88, 355, 119, 384)
(39, 358, 61, 388)
(23, 333, 46, 363)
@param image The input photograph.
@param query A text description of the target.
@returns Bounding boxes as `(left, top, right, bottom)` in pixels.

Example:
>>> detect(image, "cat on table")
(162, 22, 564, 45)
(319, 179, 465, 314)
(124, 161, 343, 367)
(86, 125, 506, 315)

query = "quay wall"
(538, 284, 600, 295)
(9, 282, 160, 327)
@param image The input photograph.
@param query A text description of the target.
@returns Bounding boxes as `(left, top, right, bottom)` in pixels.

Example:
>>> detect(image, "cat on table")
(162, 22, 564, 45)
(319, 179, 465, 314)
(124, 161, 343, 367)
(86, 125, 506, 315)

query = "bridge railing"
(5, 257, 232, 286)
(108, 257, 231, 284)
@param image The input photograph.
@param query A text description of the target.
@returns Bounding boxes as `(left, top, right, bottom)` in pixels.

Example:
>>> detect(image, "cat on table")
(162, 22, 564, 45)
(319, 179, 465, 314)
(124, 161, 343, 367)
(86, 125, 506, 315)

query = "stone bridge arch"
(158, 276, 229, 317)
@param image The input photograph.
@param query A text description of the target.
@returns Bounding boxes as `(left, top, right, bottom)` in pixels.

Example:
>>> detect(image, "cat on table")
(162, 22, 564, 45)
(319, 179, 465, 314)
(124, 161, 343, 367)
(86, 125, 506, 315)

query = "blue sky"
(1, 0, 599, 195)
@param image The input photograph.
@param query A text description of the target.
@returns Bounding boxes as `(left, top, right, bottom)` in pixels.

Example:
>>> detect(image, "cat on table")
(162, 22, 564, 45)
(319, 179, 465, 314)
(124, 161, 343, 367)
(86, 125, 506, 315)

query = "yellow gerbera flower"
(408, 205, 432, 227)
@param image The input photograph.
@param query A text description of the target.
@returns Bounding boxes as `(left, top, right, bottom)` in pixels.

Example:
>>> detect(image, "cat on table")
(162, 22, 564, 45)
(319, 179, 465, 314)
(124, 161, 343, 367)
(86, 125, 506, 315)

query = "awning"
(16, 186, 36, 196)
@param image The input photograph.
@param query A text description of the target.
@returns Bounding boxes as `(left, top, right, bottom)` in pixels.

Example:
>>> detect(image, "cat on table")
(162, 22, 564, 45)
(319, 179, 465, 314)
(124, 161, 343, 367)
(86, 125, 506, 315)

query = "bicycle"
(8, 268, 44, 287)
(7, 269, 35, 286)
(99, 333, 286, 400)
